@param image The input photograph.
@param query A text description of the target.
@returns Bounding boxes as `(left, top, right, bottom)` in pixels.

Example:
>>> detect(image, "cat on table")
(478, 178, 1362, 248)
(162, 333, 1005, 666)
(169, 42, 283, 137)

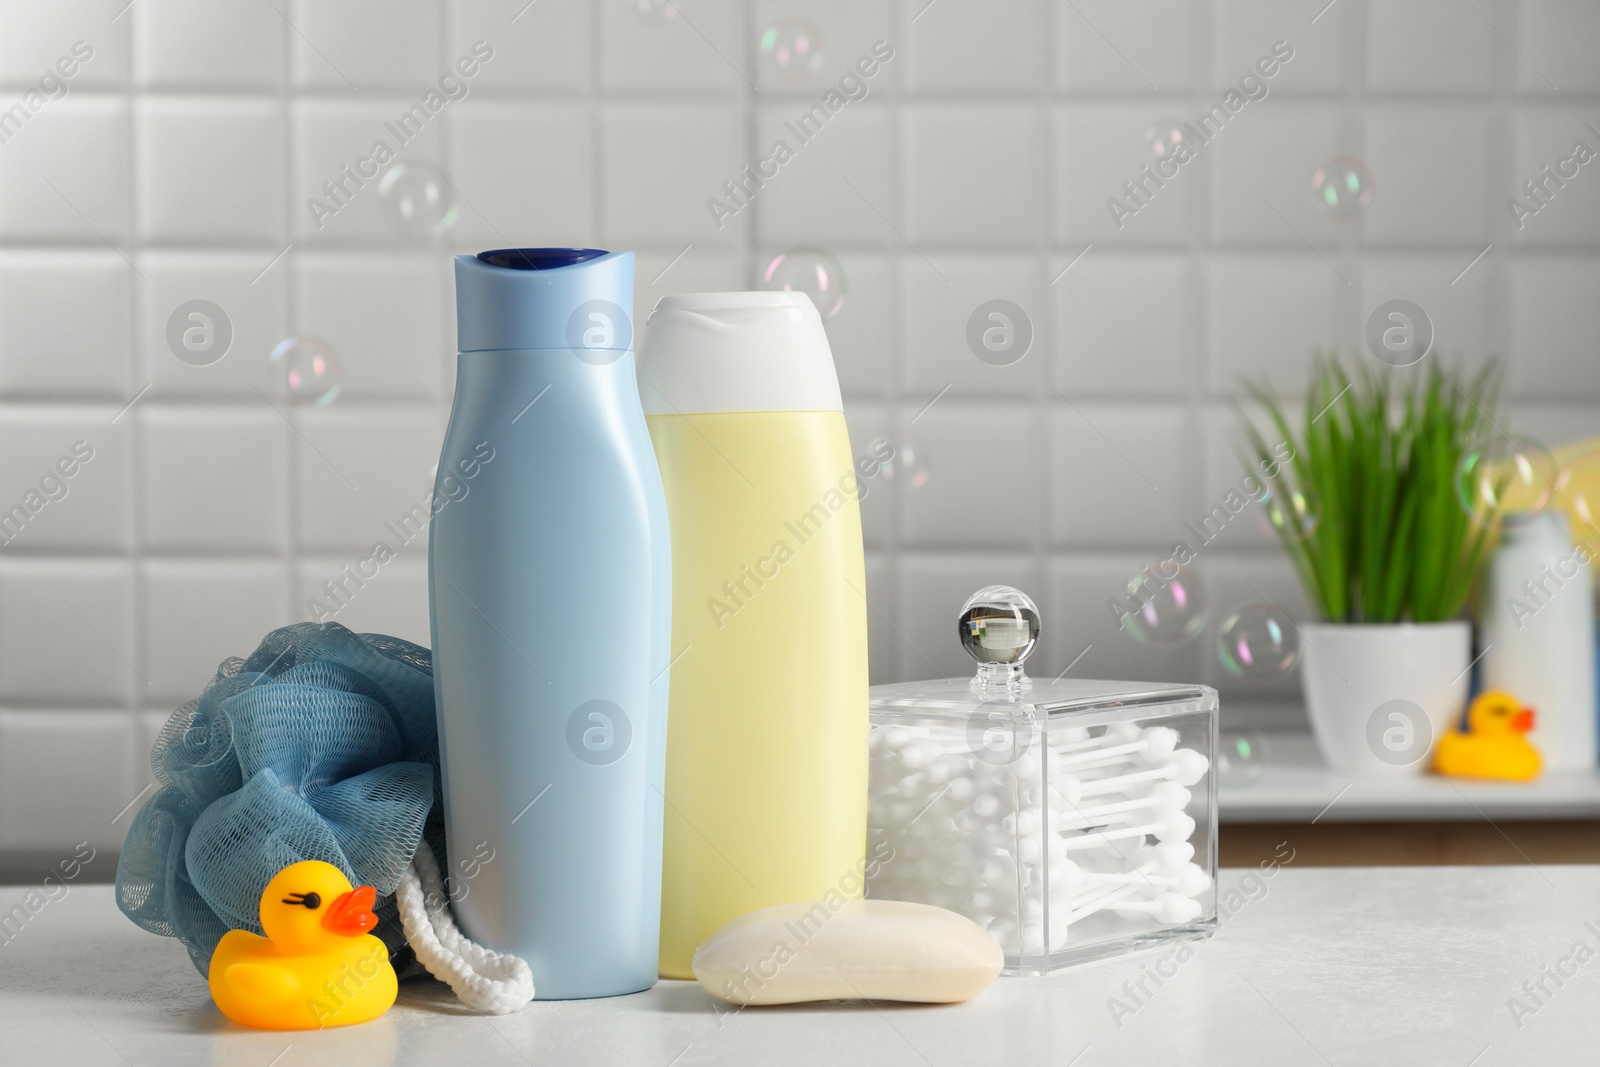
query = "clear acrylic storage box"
(866, 587, 1218, 975)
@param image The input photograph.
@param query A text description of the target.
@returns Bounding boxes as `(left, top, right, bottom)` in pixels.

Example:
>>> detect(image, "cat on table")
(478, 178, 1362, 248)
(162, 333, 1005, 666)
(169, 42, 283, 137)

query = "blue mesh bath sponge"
(115, 622, 442, 975)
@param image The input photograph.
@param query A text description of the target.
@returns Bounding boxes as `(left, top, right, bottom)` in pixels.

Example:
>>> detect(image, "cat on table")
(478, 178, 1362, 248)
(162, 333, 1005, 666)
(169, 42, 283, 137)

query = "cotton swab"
(1054, 862, 1208, 928)
(1109, 893, 1204, 923)
(1064, 862, 1211, 898)
(1073, 749, 1210, 798)
(1059, 809, 1195, 851)
(1051, 726, 1179, 769)
(1056, 880, 1145, 925)
(1046, 721, 1137, 755)
(1053, 841, 1192, 894)
(1053, 782, 1191, 829)
(1089, 839, 1195, 872)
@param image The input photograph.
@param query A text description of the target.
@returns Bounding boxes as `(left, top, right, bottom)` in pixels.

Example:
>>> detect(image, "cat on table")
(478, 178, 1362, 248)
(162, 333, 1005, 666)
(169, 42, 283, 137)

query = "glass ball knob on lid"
(959, 585, 1041, 695)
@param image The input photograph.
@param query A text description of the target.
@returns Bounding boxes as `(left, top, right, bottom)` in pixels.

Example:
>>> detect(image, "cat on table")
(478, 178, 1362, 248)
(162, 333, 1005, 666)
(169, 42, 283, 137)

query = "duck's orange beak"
(321, 885, 378, 936)
(1512, 708, 1535, 733)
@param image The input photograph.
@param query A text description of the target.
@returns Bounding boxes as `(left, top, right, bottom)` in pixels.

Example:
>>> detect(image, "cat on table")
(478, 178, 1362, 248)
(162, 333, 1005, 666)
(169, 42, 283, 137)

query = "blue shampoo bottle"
(429, 249, 670, 999)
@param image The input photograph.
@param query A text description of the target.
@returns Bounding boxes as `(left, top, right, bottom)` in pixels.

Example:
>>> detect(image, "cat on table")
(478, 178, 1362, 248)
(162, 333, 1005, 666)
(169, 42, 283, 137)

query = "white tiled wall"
(1, 0, 1598, 863)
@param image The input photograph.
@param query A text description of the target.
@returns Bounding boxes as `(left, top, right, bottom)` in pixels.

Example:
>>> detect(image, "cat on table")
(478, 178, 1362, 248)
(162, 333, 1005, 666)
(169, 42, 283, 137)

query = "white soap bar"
(692, 900, 1003, 1006)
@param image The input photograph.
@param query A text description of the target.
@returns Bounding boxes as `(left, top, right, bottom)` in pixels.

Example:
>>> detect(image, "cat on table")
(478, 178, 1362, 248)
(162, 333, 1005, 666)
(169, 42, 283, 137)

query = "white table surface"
(1221, 732, 1600, 822)
(3, 868, 1597, 1066)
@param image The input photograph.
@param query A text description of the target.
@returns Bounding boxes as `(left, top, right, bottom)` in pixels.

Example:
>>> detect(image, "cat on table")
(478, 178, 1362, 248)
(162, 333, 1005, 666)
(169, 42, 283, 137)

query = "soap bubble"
(1145, 120, 1187, 161)
(1217, 604, 1299, 682)
(875, 437, 931, 490)
(1559, 445, 1600, 528)
(1216, 730, 1267, 787)
(1456, 435, 1559, 523)
(268, 337, 342, 406)
(759, 19, 824, 81)
(624, 0, 677, 21)
(1256, 482, 1321, 544)
(378, 162, 459, 237)
(1311, 157, 1374, 218)
(1119, 566, 1205, 647)
(762, 247, 846, 319)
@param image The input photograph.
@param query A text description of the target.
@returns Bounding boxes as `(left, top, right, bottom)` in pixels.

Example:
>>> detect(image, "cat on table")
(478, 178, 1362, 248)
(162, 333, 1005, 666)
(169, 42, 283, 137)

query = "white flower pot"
(1299, 621, 1471, 776)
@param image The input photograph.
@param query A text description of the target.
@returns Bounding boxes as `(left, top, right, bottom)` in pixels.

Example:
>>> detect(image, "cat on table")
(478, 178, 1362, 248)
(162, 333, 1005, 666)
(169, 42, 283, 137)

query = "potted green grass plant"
(1237, 354, 1506, 774)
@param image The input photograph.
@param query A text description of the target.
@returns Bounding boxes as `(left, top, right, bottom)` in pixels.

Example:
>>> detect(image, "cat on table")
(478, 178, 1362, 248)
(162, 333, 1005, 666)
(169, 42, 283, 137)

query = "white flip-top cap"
(637, 291, 843, 415)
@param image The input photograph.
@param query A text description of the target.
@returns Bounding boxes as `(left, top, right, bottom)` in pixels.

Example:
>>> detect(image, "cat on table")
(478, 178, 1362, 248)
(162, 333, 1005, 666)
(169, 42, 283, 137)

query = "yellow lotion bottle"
(639, 292, 868, 978)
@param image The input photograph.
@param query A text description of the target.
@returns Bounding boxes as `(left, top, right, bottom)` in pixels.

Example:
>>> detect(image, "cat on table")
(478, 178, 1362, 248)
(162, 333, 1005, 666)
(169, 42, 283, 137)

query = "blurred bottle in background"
(1480, 511, 1597, 769)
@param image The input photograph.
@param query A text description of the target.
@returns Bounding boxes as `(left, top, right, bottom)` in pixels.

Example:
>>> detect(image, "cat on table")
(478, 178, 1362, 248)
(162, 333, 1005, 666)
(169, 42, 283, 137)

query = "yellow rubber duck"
(1432, 690, 1542, 782)
(208, 860, 397, 1030)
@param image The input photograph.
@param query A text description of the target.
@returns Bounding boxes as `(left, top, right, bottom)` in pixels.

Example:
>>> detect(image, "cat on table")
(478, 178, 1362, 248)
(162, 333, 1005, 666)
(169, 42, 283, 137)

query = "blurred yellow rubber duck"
(1432, 690, 1542, 782)
(208, 860, 397, 1030)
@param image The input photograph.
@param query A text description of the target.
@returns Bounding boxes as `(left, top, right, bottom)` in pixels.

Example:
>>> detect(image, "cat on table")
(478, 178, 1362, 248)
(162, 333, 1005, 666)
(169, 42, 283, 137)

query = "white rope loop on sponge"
(397, 845, 535, 1014)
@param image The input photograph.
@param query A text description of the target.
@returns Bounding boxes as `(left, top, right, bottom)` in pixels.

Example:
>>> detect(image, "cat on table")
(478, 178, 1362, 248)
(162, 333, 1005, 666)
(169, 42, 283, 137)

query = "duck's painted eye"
(281, 892, 322, 909)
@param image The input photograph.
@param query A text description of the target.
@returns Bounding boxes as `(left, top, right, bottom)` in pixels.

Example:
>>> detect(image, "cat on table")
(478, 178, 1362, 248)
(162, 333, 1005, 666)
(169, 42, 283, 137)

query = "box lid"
(870, 676, 1214, 718)
(872, 584, 1216, 720)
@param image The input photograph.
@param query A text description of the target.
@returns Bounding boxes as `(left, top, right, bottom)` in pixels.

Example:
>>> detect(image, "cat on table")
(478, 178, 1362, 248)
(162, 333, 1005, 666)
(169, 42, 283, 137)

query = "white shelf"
(1221, 732, 1600, 822)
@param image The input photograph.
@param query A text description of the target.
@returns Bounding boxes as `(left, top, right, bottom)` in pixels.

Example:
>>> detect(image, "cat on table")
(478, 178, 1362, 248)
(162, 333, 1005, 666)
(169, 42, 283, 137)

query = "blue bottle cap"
(455, 248, 635, 354)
